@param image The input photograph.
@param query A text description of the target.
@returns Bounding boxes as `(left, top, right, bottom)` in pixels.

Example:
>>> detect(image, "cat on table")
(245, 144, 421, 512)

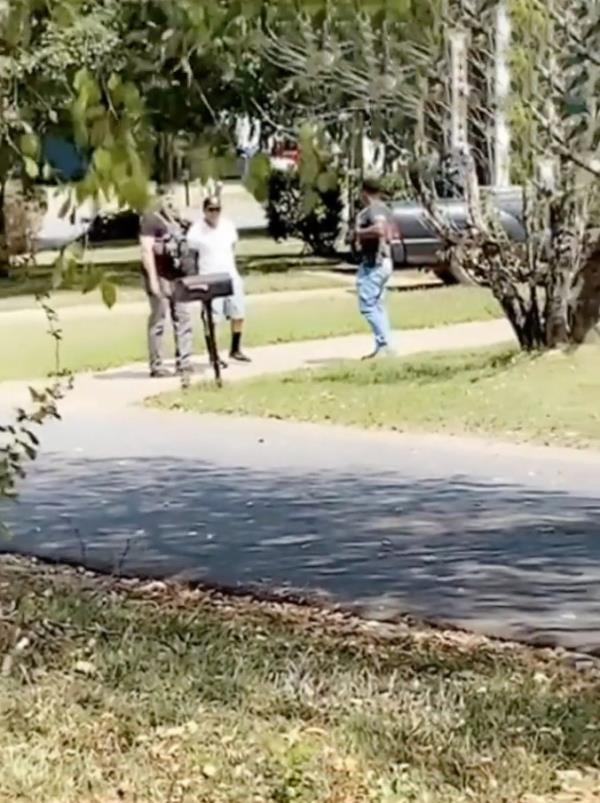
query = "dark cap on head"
(203, 195, 221, 210)
(361, 176, 382, 195)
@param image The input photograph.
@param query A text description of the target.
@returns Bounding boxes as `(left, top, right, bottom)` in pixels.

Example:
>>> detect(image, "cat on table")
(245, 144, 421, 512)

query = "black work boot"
(230, 331, 251, 363)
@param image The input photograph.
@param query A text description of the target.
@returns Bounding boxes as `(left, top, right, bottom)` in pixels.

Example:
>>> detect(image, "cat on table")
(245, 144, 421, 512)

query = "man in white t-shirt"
(187, 195, 251, 364)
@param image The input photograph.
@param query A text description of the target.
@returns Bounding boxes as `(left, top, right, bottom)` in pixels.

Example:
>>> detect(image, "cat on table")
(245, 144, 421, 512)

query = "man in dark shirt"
(139, 196, 193, 380)
(355, 177, 394, 359)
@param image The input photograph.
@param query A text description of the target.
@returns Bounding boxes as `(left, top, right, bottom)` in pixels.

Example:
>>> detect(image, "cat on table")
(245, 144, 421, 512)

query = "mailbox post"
(174, 273, 234, 387)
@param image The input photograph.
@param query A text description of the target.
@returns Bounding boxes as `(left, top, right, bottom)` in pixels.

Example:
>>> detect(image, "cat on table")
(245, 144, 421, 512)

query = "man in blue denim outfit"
(355, 177, 394, 359)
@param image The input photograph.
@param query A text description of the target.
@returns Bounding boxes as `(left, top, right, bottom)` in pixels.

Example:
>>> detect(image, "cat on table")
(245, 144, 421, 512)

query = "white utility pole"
(450, 29, 470, 157)
(493, 1, 512, 187)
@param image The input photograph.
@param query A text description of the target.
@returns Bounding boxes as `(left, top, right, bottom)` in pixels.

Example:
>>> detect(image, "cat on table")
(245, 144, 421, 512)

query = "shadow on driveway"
(3, 453, 600, 652)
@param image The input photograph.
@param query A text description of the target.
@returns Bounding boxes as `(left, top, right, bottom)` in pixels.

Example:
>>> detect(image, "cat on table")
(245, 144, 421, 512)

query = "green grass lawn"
(0, 237, 346, 310)
(159, 344, 600, 449)
(0, 287, 499, 381)
(0, 269, 349, 312)
(1, 556, 598, 803)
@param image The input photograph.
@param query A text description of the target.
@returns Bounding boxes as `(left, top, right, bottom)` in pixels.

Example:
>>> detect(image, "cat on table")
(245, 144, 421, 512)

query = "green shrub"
(266, 168, 343, 257)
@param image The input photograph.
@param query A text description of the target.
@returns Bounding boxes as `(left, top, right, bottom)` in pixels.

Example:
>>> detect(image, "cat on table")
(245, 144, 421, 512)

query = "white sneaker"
(361, 345, 395, 361)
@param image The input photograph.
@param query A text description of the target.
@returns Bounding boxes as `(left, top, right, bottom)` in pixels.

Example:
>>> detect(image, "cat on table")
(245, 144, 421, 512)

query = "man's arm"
(229, 219, 239, 250)
(186, 224, 203, 274)
(140, 235, 160, 296)
(229, 220, 240, 269)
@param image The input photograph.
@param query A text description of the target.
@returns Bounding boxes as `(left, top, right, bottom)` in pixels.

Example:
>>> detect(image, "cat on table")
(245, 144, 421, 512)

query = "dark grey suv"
(389, 186, 525, 284)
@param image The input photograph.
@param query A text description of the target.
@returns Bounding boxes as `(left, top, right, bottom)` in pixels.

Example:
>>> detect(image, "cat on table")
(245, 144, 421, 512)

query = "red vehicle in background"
(269, 137, 299, 171)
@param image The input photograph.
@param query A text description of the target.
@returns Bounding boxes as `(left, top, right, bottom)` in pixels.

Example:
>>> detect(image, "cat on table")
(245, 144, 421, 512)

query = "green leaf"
(82, 268, 103, 294)
(298, 121, 317, 148)
(20, 133, 40, 159)
(64, 242, 84, 264)
(301, 189, 320, 215)
(63, 259, 79, 289)
(74, 172, 101, 204)
(73, 68, 89, 92)
(24, 157, 39, 179)
(251, 180, 269, 204)
(100, 278, 117, 309)
(51, 244, 80, 290)
(122, 83, 142, 112)
(90, 118, 111, 148)
(299, 149, 319, 184)
(316, 170, 339, 193)
(86, 104, 107, 123)
(93, 148, 112, 174)
(75, 71, 102, 108)
(120, 177, 149, 211)
(52, 258, 65, 290)
(248, 152, 271, 180)
(244, 152, 272, 200)
(107, 73, 122, 92)
(216, 152, 238, 177)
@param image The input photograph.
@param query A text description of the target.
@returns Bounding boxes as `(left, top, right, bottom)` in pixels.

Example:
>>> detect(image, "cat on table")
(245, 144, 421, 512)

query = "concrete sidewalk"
(0, 318, 513, 411)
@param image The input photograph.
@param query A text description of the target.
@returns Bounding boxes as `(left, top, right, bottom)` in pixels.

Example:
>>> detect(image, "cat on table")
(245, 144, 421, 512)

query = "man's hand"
(356, 218, 386, 243)
(148, 277, 162, 297)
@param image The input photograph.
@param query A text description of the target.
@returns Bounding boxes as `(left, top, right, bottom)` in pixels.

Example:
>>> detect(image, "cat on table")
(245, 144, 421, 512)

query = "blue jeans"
(357, 259, 393, 348)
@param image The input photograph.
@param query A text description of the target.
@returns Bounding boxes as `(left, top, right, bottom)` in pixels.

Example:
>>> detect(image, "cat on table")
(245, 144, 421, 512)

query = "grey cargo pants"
(145, 275, 193, 374)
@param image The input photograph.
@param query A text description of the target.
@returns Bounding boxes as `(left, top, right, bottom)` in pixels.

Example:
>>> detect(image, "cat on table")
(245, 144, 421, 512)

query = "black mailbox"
(175, 273, 234, 387)
(174, 273, 234, 303)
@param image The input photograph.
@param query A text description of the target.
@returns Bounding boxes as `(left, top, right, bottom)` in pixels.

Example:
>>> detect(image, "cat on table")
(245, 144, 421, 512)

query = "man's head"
(156, 184, 177, 215)
(203, 195, 222, 228)
(361, 176, 382, 205)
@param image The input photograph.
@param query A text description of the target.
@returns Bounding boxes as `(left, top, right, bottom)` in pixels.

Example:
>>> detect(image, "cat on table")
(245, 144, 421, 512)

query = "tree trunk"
(544, 215, 578, 348)
(0, 183, 8, 280)
(484, 253, 546, 350)
(499, 294, 545, 350)
(569, 242, 600, 344)
(544, 269, 570, 348)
